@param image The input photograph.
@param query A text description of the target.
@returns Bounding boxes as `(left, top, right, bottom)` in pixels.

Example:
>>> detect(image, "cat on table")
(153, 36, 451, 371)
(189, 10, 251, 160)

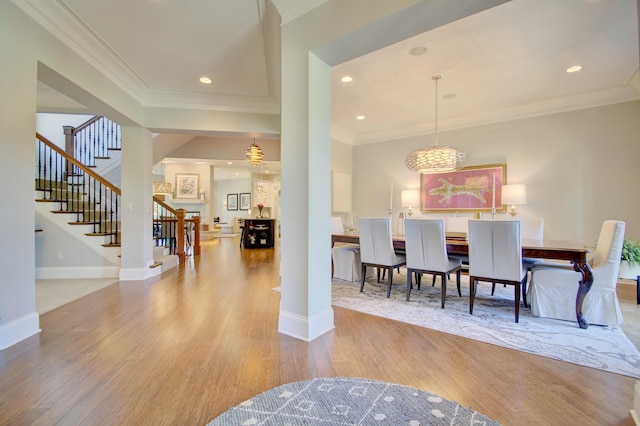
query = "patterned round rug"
(208, 377, 500, 425)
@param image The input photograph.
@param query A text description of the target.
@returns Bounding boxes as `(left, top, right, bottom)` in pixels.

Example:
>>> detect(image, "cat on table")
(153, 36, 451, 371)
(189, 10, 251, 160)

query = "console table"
(243, 219, 276, 248)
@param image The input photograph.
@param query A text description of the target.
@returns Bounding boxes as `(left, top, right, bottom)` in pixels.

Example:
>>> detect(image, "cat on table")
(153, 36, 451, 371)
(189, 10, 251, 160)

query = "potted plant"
(619, 238, 640, 279)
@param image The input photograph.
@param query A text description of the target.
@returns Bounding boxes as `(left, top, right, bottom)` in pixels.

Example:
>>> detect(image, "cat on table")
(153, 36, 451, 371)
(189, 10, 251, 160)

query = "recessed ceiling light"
(199, 76, 212, 84)
(410, 46, 428, 56)
(341, 75, 353, 83)
(227, 161, 233, 165)
(265, 170, 270, 174)
(566, 65, 582, 73)
(356, 115, 365, 120)
(234, 172, 239, 176)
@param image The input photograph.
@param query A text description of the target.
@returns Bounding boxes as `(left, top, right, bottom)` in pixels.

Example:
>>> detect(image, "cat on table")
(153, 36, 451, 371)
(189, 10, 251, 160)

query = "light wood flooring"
(2, 238, 639, 425)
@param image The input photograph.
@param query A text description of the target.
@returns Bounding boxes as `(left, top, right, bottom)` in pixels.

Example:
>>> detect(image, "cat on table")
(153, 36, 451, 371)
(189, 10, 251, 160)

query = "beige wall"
(351, 100, 640, 244)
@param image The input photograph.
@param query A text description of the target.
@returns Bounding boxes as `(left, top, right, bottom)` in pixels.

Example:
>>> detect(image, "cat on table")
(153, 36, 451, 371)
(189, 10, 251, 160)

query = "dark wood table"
(332, 233, 593, 329)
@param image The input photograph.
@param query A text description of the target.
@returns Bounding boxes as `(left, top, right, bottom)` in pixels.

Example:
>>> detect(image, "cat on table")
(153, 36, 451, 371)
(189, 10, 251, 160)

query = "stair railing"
(153, 197, 201, 264)
(64, 115, 121, 170)
(36, 132, 121, 246)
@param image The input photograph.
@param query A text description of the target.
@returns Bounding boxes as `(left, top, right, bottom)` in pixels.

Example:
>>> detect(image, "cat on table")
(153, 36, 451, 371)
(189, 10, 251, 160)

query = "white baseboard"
(0, 312, 40, 350)
(119, 266, 157, 281)
(278, 307, 335, 342)
(36, 266, 119, 279)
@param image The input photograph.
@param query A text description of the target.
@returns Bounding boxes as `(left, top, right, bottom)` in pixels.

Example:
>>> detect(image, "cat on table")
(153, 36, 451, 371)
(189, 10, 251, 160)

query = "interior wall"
(352, 100, 640, 244)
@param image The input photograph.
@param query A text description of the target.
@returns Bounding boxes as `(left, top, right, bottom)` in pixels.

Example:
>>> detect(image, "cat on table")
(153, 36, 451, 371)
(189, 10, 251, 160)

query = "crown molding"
(270, 0, 328, 25)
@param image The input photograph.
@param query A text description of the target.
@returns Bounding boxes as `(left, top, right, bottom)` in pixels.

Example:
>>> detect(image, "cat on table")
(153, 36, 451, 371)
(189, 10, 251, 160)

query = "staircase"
(35, 116, 182, 278)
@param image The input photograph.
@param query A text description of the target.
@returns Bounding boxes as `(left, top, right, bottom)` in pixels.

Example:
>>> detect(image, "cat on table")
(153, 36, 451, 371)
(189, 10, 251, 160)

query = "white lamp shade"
(501, 184, 526, 205)
(401, 189, 420, 207)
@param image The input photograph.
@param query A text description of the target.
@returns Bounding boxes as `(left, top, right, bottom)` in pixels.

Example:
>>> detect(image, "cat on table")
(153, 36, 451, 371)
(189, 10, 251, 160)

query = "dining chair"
(468, 220, 527, 323)
(331, 216, 365, 282)
(529, 220, 625, 326)
(358, 217, 406, 298)
(404, 219, 462, 307)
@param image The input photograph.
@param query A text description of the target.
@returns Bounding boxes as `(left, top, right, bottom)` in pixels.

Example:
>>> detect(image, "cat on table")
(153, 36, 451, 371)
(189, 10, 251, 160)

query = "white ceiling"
(25, 0, 640, 170)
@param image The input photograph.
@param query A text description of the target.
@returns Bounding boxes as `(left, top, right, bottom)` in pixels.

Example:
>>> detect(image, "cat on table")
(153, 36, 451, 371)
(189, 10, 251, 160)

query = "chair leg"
(360, 264, 367, 293)
(416, 272, 422, 289)
(440, 273, 446, 309)
(432, 275, 436, 287)
(386, 267, 393, 298)
(514, 281, 521, 323)
(491, 283, 496, 295)
(522, 273, 529, 308)
(406, 269, 413, 301)
(455, 269, 461, 296)
(469, 277, 476, 314)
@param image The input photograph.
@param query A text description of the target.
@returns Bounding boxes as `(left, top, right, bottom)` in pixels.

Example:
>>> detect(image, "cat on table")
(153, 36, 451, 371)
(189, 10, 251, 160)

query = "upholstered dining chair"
(529, 220, 625, 326)
(331, 217, 365, 282)
(404, 219, 462, 307)
(468, 220, 527, 323)
(358, 217, 406, 298)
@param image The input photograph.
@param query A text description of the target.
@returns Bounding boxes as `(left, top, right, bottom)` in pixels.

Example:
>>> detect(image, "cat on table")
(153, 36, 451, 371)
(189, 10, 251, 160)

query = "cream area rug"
(208, 377, 500, 425)
(332, 275, 640, 378)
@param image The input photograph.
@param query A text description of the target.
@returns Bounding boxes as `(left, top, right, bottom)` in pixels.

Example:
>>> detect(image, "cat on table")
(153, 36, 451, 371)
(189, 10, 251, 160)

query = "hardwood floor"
(1, 238, 638, 425)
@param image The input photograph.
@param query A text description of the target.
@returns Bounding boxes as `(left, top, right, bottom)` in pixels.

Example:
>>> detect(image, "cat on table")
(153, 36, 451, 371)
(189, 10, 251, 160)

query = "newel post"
(176, 209, 186, 264)
(193, 216, 201, 256)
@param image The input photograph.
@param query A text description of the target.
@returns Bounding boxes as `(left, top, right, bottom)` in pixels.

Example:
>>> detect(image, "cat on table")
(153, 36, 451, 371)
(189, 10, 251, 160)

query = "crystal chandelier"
(245, 139, 264, 165)
(405, 75, 466, 173)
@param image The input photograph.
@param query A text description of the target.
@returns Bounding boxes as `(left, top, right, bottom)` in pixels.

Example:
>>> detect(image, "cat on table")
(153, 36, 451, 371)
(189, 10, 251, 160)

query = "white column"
(119, 126, 156, 280)
(0, 1, 41, 349)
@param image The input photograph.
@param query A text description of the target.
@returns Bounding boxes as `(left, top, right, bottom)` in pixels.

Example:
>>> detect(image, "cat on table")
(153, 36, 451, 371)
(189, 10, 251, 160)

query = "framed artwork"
(175, 173, 199, 199)
(239, 192, 251, 210)
(420, 164, 507, 213)
(227, 193, 238, 211)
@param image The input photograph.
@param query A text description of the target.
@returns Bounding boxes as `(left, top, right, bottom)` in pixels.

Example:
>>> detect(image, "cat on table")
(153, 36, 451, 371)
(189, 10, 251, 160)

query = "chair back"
(331, 217, 344, 234)
(358, 217, 399, 266)
(445, 216, 470, 234)
(469, 220, 523, 281)
(405, 219, 449, 271)
(520, 217, 544, 240)
(591, 220, 625, 280)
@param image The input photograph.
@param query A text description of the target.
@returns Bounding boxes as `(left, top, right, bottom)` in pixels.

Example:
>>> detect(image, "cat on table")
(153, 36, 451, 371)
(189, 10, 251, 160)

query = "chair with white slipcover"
(404, 219, 462, 307)
(529, 220, 625, 326)
(468, 220, 527, 323)
(358, 217, 406, 298)
(331, 217, 367, 282)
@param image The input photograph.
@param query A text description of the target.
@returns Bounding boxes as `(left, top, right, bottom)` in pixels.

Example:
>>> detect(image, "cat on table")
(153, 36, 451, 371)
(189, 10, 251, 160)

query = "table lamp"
(401, 189, 420, 217)
(501, 184, 526, 217)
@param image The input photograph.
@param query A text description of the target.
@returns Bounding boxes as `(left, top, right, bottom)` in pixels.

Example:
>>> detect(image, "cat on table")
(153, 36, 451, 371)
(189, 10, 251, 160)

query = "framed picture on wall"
(420, 163, 507, 213)
(239, 192, 251, 210)
(175, 173, 199, 199)
(227, 193, 238, 210)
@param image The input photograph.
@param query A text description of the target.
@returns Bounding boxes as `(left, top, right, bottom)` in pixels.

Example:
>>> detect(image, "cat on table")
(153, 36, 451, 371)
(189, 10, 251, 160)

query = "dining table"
(332, 232, 593, 329)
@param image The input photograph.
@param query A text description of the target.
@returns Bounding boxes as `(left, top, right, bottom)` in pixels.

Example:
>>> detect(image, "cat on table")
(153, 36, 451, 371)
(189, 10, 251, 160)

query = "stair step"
(85, 232, 118, 236)
(94, 156, 110, 160)
(150, 261, 162, 269)
(102, 243, 121, 248)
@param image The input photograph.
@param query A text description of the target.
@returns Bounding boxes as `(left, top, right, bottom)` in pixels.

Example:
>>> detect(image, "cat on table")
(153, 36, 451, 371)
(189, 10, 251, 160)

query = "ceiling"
(26, 0, 640, 174)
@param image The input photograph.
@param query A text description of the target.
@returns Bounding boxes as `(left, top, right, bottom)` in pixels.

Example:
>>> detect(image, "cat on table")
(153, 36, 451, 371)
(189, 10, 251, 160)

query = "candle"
(389, 182, 393, 210)
(491, 174, 496, 210)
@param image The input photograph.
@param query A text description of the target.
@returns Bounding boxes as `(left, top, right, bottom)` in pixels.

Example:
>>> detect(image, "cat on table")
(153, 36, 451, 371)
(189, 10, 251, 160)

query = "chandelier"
(245, 139, 264, 165)
(405, 75, 466, 173)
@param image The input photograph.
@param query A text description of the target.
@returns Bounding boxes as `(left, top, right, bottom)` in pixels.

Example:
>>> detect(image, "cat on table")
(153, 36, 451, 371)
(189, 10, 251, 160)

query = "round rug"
(208, 377, 500, 425)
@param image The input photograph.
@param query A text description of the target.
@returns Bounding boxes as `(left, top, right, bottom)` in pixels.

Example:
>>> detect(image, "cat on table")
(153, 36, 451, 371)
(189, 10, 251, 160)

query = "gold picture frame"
(420, 164, 507, 213)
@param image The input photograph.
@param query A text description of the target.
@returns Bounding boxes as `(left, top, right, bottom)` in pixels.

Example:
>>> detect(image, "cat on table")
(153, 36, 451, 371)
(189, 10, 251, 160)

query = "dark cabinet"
(243, 219, 276, 248)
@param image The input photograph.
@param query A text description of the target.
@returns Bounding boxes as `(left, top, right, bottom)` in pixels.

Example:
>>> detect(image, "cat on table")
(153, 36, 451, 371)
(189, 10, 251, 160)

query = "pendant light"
(245, 139, 264, 165)
(405, 75, 466, 173)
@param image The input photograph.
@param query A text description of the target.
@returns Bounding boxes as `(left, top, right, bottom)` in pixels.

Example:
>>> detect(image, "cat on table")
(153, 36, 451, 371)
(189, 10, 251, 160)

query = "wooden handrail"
(72, 115, 102, 134)
(36, 132, 121, 195)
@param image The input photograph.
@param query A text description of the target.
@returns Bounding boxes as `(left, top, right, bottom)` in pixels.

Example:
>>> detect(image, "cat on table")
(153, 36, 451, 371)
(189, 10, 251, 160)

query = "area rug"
(208, 377, 500, 425)
(213, 233, 240, 238)
(332, 275, 640, 378)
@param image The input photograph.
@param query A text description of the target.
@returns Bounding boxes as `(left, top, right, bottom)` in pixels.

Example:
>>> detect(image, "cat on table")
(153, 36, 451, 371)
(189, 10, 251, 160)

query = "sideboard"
(243, 218, 276, 248)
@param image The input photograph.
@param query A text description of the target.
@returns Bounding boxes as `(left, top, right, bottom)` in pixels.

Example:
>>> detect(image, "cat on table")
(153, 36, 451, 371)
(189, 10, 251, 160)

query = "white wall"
(36, 113, 93, 147)
(215, 178, 252, 221)
(352, 100, 640, 244)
